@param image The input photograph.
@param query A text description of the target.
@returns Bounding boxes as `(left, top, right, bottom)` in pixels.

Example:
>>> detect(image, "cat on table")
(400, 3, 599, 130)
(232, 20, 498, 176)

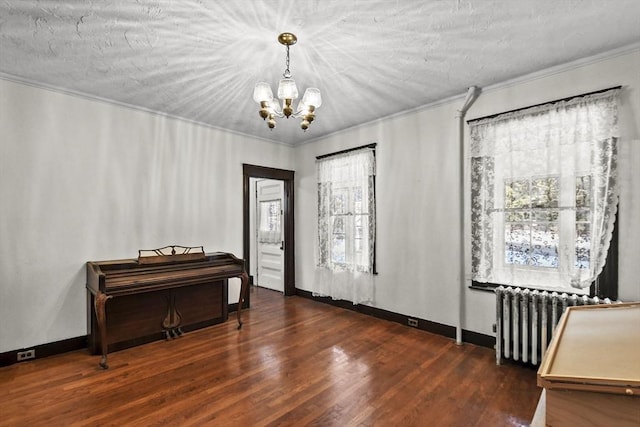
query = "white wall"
(294, 47, 640, 337)
(0, 79, 294, 353)
(295, 100, 468, 328)
(1, 47, 638, 355)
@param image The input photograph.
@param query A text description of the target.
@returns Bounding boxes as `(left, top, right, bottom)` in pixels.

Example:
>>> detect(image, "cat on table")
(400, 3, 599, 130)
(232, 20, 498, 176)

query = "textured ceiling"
(1, 1, 639, 145)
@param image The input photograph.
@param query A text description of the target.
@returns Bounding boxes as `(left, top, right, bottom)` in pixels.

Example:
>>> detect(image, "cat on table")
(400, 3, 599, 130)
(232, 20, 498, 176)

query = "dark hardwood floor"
(0, 286, 541, 426)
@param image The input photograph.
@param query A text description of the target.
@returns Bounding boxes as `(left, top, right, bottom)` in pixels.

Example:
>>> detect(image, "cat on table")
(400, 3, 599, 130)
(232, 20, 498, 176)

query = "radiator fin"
(495, 286, 615, 365)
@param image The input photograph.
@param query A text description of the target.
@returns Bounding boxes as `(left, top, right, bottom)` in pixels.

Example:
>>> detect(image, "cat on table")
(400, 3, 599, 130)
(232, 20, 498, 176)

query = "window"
(258, 199, 281, 243)
(314, 146, 376, 304)
(574, 176, 591, 270)
(330, 186, 367, 266)
(503, 175, 599, 270)
(504, 176, 560, 268)
(469, 89, 620, 295)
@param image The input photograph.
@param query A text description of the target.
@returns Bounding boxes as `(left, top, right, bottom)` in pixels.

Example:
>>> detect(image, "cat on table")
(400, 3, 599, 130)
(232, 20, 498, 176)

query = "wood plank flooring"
(0, 287, 541, 426)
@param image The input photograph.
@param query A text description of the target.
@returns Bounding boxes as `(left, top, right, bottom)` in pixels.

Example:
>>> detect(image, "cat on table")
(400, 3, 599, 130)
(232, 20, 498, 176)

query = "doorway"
(254, 178, 284, 292)
(242, 164, 295, 307)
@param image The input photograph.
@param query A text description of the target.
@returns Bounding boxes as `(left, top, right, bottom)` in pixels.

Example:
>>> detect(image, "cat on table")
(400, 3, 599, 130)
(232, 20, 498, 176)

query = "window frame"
(316, 143, 377, 274)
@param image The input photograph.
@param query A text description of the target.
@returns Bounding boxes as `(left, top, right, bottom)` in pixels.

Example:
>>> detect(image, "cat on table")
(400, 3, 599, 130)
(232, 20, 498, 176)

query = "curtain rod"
(316, 143, 377, 160)
(467, 85, 622, 124)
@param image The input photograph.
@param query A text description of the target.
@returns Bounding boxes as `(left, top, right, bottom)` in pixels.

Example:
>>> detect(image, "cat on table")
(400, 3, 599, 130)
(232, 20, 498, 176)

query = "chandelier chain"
(283, 44, 291, 78)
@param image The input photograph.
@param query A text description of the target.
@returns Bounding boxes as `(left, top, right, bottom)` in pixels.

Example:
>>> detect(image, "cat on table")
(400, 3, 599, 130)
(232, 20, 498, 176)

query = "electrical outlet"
(407, 318, 418, 327)
(17, 349, 35, 361)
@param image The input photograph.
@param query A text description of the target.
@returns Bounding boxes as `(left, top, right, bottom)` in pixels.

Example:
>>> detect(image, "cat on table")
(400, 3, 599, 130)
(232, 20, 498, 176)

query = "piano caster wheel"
(165, 330, 172, 340)
(176, 327, 183, 336)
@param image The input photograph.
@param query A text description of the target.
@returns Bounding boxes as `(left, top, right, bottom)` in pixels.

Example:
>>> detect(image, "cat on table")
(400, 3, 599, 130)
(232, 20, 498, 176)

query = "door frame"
(243, 164, 295, 301)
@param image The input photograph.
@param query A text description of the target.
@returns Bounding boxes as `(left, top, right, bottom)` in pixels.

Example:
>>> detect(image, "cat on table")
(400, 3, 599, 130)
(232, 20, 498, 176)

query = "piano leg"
(236, 271, 250, 329)
(94, 292, 112, 369)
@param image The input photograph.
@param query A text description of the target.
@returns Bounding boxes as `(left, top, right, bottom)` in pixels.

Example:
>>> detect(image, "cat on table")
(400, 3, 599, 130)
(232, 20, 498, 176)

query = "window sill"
(468, 283, 497, 293)
(469, 281, 597, 298)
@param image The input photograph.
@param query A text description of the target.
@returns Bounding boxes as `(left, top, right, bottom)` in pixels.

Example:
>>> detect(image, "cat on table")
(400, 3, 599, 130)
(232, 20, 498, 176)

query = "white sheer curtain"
(469, 89, 619, 291)
(258, 199, 281, 243)
(314, 148, 376, 304)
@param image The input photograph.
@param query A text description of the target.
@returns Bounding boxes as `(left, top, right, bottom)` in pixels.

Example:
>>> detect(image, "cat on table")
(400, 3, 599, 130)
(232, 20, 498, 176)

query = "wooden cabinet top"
(537, 303, 640, 395)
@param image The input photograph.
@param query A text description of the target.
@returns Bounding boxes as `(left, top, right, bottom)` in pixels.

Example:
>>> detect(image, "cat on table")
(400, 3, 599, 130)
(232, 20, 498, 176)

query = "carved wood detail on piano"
(86, 247, 249, 369)
(162, 293, 183, 340)
(138, 244, 207, 265)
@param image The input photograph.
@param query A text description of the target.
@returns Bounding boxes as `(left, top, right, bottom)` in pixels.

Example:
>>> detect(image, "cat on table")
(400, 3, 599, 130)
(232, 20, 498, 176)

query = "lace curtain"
(258, 199, 281, 243)
(469, 89, 620, 291)
(314, 148, 376, 304)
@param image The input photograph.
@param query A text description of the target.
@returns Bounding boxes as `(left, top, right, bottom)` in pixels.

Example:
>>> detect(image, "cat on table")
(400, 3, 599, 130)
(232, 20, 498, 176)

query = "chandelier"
(253, 33, 322, 131)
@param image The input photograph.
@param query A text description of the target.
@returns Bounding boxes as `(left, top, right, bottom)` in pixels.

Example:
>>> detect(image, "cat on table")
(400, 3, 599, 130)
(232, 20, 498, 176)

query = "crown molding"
(480, 41, 640, 93)
(0, 71, 294, 147)
(298, 42, 640, 147)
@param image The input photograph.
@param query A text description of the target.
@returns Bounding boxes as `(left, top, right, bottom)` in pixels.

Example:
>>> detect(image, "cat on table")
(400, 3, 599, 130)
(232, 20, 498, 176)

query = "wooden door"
(255, 179, 285, 292)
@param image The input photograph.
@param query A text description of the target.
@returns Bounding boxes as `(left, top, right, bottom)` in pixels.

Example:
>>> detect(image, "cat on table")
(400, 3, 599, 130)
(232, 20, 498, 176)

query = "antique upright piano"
(86, 245, 249, 369)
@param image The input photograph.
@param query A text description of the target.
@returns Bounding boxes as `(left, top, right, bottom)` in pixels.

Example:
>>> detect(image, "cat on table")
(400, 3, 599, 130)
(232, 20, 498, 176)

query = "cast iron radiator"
(495, 285, 615, 365)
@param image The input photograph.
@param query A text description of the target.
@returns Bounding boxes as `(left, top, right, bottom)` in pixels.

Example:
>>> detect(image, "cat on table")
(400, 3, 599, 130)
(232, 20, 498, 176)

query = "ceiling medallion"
(253, 33, 322, 131)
